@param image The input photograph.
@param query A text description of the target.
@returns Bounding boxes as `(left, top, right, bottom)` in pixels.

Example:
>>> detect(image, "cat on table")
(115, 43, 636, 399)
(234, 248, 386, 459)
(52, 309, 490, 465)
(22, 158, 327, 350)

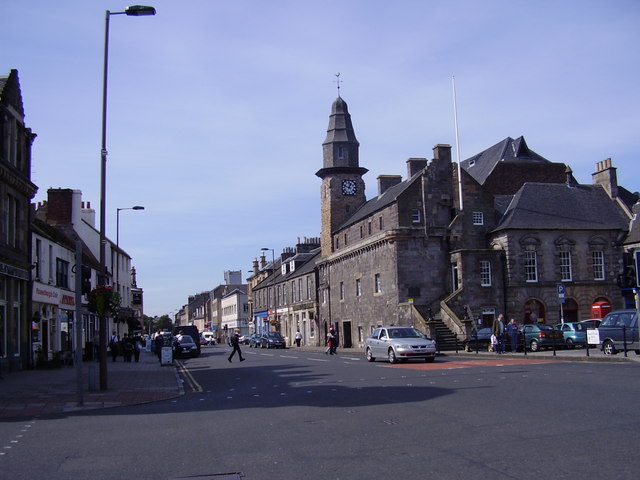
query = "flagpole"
(452, 76, 464, 211)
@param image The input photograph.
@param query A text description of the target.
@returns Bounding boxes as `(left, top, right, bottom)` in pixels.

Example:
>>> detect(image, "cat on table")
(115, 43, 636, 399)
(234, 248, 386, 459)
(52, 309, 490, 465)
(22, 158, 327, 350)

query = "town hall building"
(313, 95, 636, 349)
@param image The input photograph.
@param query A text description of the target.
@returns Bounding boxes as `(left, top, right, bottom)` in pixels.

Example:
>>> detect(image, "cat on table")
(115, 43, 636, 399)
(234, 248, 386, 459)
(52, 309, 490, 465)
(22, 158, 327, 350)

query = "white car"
(365, 326, 436, 363)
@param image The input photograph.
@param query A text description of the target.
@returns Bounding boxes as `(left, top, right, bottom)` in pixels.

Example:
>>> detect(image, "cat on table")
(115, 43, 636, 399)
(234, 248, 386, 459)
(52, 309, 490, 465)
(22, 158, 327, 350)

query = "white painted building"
(220, 288, 250, 336)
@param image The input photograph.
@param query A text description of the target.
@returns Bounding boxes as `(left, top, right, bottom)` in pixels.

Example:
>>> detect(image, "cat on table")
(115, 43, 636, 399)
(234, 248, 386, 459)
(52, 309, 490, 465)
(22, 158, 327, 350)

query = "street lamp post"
(99, 5, 155, 391)
(116, 205, 144, 292)
(261, 247, 275, 334)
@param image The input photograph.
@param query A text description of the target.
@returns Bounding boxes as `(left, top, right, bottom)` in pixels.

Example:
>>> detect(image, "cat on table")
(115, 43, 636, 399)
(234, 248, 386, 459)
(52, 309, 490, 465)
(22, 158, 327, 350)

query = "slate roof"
(0, 69, 24, 116)
(32, 218, 100, 267)
(286, 248, 320, 278)
(495, 183, 630, 231)
(338, 174, 416, 230)
(461, 136, 551, 186)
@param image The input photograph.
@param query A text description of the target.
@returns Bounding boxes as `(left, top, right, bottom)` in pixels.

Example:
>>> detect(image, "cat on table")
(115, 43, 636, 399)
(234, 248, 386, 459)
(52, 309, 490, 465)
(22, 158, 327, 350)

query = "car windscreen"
(387, 328, 424, 338)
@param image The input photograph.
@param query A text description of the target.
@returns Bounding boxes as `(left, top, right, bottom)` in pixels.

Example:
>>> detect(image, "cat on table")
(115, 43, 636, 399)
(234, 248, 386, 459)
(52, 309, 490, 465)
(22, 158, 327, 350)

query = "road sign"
(557, 284, 566, 303)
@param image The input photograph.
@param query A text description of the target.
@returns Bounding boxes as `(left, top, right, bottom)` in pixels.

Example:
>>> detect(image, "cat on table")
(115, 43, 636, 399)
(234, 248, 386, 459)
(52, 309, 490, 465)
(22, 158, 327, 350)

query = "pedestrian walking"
(326, 327, 336, 355)
(295, 329, 302, 347)
(506, 318, 519, 352)
(330, 327, 338, 354)
(122, 333, 134, 362)
(132, 332, 143, 362)
(109, 331, 120, 362)
(492, 314, 506, 354)
(228, 329, 245, 363)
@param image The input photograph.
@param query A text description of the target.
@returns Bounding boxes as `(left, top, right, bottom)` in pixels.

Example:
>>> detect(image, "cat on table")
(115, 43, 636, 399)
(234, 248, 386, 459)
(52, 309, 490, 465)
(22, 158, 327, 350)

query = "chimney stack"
(592, 158, 618, 199)
(378, 175, 402, 196)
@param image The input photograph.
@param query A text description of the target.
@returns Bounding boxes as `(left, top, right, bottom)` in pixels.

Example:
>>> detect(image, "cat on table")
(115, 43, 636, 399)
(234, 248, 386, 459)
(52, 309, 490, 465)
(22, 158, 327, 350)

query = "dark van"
(173, 325, 201, 356)
(597, 310, 639, 355)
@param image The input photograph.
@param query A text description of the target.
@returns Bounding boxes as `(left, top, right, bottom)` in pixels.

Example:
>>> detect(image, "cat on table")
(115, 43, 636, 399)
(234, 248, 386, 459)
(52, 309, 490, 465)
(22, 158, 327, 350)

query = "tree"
(145, 314, 173, 333)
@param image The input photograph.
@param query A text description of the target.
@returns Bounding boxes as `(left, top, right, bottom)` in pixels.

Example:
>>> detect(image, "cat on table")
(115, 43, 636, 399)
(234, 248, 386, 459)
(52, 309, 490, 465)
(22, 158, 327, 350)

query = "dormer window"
(469, 160, 475, 167)
(290, 260, 296, 273)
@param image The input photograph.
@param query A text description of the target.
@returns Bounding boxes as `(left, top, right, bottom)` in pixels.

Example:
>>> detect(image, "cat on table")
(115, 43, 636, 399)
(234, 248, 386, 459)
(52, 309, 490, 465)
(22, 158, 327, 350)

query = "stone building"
(0, 69, 38, 371)
(314, 96, 637, 349)
(249, 238, 320, 345)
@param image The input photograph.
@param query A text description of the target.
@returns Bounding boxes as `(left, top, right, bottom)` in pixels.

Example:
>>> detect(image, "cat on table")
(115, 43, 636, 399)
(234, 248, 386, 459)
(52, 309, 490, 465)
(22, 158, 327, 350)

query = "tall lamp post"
(99, 5, 155, 391)
(261, 247, 275, 334)
(116, 205, 145, 290)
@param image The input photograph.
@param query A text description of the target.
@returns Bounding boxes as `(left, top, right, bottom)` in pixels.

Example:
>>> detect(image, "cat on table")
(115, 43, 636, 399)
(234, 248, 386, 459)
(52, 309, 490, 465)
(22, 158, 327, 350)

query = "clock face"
(342, 179, 357, 195)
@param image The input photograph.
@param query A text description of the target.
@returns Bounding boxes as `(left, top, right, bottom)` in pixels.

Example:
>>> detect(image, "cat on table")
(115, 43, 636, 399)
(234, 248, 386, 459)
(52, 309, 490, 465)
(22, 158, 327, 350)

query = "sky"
(2, 0, 639, 317)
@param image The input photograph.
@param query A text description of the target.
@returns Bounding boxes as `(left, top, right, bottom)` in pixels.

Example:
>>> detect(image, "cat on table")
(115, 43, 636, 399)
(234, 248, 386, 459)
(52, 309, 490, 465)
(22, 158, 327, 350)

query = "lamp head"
(132, 206, 145, 210)
(125, 5, 156, 16)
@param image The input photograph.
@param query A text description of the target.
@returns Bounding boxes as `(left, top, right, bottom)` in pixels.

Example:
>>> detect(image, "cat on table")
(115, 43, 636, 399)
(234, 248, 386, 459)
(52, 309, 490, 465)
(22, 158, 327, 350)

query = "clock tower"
(316, 96, 368, 256)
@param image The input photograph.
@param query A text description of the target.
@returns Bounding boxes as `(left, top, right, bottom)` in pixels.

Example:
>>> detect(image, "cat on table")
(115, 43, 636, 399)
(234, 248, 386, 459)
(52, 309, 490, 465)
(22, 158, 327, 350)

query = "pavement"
(0, 349, 183, 420)
(1, 343, 637, 420)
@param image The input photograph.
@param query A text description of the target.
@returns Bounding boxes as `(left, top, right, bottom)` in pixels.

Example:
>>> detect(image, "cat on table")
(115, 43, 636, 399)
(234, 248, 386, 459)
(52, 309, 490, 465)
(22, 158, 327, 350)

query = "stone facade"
(0, 70, 38, 371)
(314, 97, 636, 350)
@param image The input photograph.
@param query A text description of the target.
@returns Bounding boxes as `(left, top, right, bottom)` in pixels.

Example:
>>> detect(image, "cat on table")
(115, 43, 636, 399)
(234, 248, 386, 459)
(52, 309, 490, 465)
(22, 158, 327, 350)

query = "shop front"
(32, 282, 79, 364)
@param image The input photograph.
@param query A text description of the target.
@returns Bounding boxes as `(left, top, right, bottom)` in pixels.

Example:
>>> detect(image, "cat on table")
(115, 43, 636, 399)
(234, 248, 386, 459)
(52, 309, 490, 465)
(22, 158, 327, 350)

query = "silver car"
(365, 327, 436, 363)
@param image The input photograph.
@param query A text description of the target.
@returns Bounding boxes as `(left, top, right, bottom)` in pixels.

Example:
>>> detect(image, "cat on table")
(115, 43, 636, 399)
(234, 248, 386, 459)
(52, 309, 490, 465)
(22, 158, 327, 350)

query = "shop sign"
(0, 262, 29, 280)
(60, 294, 75, 307)
(33, 283, 60, 304)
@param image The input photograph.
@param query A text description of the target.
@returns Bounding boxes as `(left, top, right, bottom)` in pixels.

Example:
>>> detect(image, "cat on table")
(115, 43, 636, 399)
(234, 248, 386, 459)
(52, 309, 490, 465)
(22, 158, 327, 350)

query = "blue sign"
(557, 284, 566, 303)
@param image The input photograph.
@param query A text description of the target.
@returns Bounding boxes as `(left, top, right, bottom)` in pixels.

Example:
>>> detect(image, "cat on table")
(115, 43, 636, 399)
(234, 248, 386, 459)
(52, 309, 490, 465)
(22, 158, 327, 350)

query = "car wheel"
(603, 340, 616, 356)
(388, 348, 398, 364)
(366, 348, 375, 362)
(530, 339, 539, 352)
(425, 357, 435, 363)
(566, 338, 574, 349)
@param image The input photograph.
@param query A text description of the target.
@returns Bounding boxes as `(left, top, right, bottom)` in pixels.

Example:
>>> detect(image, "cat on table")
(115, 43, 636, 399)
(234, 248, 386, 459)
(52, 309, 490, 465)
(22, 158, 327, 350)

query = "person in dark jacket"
(228, 329, 245, 363)
(121, 333, 134, 362)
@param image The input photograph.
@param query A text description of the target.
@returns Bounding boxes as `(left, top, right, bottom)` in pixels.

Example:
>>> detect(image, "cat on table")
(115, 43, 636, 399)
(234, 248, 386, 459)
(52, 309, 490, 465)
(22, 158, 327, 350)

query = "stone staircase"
(430, 317, 462, 352)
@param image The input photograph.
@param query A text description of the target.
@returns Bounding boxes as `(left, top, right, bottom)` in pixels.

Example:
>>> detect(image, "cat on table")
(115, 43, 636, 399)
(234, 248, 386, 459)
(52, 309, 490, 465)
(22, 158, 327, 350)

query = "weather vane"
(334, 72, 342, 97)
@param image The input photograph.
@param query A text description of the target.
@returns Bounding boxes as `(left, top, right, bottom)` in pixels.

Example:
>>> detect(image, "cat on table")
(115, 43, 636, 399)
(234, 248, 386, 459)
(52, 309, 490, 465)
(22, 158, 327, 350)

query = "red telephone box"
(591, 301, 612, 319)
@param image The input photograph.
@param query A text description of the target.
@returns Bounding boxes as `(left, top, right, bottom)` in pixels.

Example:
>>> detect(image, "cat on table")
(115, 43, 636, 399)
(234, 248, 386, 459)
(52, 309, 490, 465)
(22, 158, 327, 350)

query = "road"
(1, 345, 639, 479)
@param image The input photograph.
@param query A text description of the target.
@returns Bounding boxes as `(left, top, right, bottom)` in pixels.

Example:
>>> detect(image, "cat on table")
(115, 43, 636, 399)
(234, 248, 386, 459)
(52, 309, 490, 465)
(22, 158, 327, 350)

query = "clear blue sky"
(2, 0, 639, 317)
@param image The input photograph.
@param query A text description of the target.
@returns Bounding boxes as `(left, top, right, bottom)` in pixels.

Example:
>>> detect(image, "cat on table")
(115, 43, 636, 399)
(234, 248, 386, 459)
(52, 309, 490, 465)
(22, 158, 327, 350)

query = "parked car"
(365, 326, 436, 364)
(580, 318, 602, 329)
(173, 325, 201, 356)
(261, 332, 286, 349)
(597, 310, 639, 355)
(248, 333, 263, 348)
(463, 327, 493, 352)
(554, 322, 587, 348)
(518, 324, 564, 352)
(173, 335, 199, 358)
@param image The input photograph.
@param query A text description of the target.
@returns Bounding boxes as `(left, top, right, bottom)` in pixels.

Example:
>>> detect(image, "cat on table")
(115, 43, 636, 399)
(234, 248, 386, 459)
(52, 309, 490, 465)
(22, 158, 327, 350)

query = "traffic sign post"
(557, 284, 566, 323)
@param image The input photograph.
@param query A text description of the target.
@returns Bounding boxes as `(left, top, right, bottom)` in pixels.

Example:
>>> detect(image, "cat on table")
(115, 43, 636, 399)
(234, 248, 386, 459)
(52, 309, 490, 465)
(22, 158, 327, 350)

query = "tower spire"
(334, 72, 342, 98)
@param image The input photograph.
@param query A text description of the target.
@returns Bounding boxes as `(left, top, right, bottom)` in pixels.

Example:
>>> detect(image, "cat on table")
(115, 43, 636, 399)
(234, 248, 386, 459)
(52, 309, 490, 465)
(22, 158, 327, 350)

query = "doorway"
(342, 321, 352, 348)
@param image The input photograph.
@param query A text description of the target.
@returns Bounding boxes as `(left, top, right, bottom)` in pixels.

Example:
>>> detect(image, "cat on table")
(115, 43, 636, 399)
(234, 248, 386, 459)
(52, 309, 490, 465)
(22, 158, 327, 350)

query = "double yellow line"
(175, 359, 203, 393)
